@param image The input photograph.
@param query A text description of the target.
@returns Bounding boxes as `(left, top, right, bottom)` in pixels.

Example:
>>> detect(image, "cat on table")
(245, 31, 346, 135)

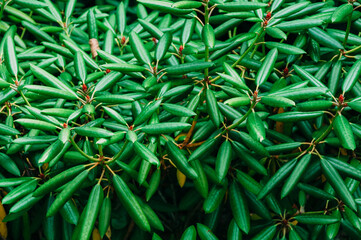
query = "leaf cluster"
(1, 0, 361, 239)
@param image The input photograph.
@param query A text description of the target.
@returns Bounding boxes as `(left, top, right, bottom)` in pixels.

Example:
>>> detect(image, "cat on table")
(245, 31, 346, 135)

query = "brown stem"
(180, 118, 197, 148)
(123, 221, 135, 240)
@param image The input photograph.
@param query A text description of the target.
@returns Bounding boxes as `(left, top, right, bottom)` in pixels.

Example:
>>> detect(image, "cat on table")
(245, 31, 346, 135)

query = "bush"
(1, 0, 361, 239)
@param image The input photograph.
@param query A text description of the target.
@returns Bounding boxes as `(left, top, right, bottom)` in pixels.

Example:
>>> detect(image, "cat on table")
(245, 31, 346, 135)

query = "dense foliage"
(2, 0, 361, 239)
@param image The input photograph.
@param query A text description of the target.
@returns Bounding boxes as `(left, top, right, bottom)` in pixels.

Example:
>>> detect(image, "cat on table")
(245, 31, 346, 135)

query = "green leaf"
(275, 19, 324, 32)
(246, 111, 265, 142)
(74, 127, 114, 138)
(141, 122, 191, 134)
(134, 141, 160, 167)
(21, 20, 57, 43)
(30, 64, 77, 98)
(216, 140, 232, 182)
(180, 225, 197, 240)
(102, 106, 127, 125)
(138, 19, 164, 39)
(265, 42, 306, 55)
(4, 6, 36, 24)
(74, 52, 87, 83)
(224, 97, 250, 107)
(101, 63, 146, 72)
(130, 31, 152, 65)
(258, 158, 297, 199)
(232, 142, 267, 175)
(0, 153, 21, 176)
(206, 88, 222, 128)
(166, 62, 214, 75)
(46, 170, 89, 217)
(327, 29, 361, 46)
(95, 94, 134, 104)
(308, 27, 344, 50)
(197, 223, 219, 240)
(33, 166, 86, 197)
(273, 2, 310, 18)
(12, 136, 57, 145)
(117, 2, 126, 35)
(232, 131, 269, 157)
(137, 0, 192, 15)
(15, 119, 58, 131)
(293, 65, 328, 89)
(296, 100, 333, 111)
(297, 183, 335, 200)
(333, 114, 356, 150)
(265, 142, 301, 154)
(24, 85, 78, 100)
(332, 4, 354, 23)
(203, 179, 228, 213)
(218, 73, 249, 90)
(343, 205, 361, 231)
(38, 140, 64, 165)
(172, 1, 203, 9)
(94, 72, 123, 92)
(268, 87, 328, 100)
(65, 0, 76, 23)
(181, 18, 196, 45)
(255, 48, 278, 87)
(251, 225, 277, 240)
(155, 32, 172, 61)
(320, 157, 357, 211)
(342, 59, 361, 94)
(2, 179, 38, 205)
(76, 184, 103, 239)
(261, 96, 295, 108)
(87, 9, 98, 39)
(162, 103, 196, 117)
(281, 153, 312, 198)
(59, 200, 80, 225)
(113, 174, 151, 232)
(14, 0, 48, 9)
(165, 139, 198, 179)
(189, 137, 218, 162)
(0, 78, 10, 88)
(326, 209, 341, 239)
(0, 177, 34, 188)
(347, 101, 361, 113)
(223, 62, 244, 84)
(98, 197, 111, 238)
(265, 27, 287, 40)
(326, 157, 361, 187)
(217, 2, 268, 11)
(269, 111, 324, 122)
(9, 193, 42, 214)
(202, 24, 215, 49)
(133, 100, 162, 126)
(294, 214, 340, 225)
(4, 35, 18, 78)
(44, 0, 62, 24)
(0, 123, 20, 136)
